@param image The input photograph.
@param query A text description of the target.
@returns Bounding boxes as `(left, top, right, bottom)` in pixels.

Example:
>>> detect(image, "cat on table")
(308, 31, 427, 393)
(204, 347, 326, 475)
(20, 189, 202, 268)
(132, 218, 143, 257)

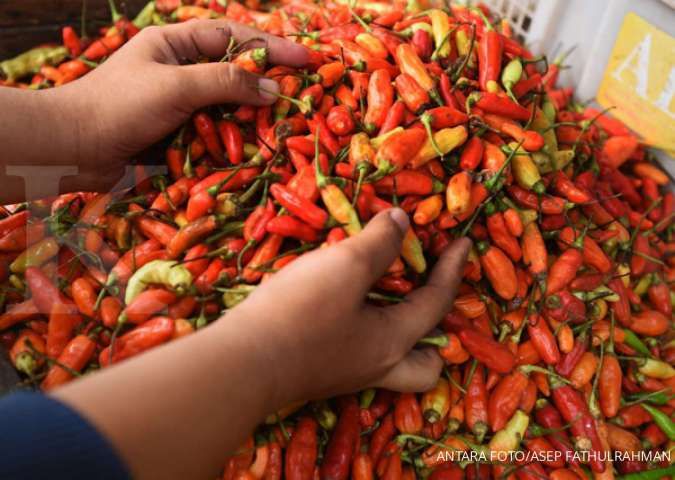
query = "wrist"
(40, 84, 98, 167)
(211, 307, 292, 416)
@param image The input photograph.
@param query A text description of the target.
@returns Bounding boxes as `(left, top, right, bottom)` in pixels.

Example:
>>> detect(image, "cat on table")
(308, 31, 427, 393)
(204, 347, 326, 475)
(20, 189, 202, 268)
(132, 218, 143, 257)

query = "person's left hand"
(53, 19, 308, 191)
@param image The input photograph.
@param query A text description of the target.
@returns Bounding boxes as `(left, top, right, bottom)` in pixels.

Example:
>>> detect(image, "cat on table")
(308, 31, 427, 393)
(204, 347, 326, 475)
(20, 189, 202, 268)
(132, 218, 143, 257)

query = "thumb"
(178, 62, 280, 109)
(335, 208, 410, 292)
(372, 348, 443, 392)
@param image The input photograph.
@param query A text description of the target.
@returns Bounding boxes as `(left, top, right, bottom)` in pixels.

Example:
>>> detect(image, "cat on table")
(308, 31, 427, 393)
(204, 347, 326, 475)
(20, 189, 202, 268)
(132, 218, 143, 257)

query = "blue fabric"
(0, 392, 130, 480)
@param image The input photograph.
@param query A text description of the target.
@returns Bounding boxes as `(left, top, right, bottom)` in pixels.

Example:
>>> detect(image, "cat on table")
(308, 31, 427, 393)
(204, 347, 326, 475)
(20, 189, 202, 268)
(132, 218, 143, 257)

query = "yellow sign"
(597, 13, 674, 154)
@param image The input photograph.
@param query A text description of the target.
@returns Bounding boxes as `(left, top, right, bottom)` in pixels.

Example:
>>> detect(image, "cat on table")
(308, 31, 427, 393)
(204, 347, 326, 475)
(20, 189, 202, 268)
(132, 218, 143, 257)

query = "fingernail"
(389, 208, 410, 234)
(258, 78, 279, 104)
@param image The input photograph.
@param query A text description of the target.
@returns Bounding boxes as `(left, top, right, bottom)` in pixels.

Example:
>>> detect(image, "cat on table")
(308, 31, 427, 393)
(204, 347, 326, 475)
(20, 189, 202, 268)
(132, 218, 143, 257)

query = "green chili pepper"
(133, 1, 156, 28)
(640, 403, 675, 441)
(529, 107, 558, 157)
(9, 237, 60, 273)
(501, 58, 522, 102)
(622, 329, 652, 357)
(0, 46, 68, 81)
(542, 98, 557, 124)
(312, 400, 337, 430)
(125, 259, 193, 304)
(359, 388, 376, 409)
(625, 389, 673, 406)
(221, 284, 255, 308)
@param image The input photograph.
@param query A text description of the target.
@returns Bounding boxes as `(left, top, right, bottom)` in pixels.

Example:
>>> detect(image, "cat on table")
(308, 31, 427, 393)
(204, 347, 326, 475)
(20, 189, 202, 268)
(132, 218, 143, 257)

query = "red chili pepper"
(0, 211, 29, 238)
(100, 296, 123, 328)
(373, 128, 427, 175)
(374, 171, 442, 196)
(62, 26, 82, 57)
(476, 241, 517, 300)
(607, 277, 631, 327)
(41, 334, 96, 390)
(488, 369, 529, 432)
(394, 73, 430, 114)
(269, 184, 327, 230)
(445, 321, 515, 373)
(218, 120, 244, 165)
(242, 234, 283, 283)
(477, 22, 503, 91)
(512, 73, 542, 98)
(100, 316, 175, 367)
(364, 69, 394, 133)
(47, 301, 81, 359)
(468, 92, 530, 121)
(377, 101, 406, 136)
(193, 112, 223, 161)
(533, 401, 579, 467)
(320, 397, 360, 480)
(458, 136, 484, 170)
(485, 206, 521, 262)
(82, 32, 125, 60)
(24, 266, 68, 314)
(555, 335, 587, 377)
(527, 315, 560, 365)
(394, 393, 423, 434)
(546, 248, 583, 295)
(111, 239, 162, 283)
(127, 204, 177, 246)
(285, 417, 318, 480)
(464, 364, 489, 441)
(267, 216, 318, 243)
(508, 186, 567, 214)
(326, 105, 356, 136)
(647, 276, 671, 317)
(550, 379, 606, 473)
(369, 413, 395, 465)
(307, 113, 340, 157)
(552, 171, 592, 203)
(123, 288, 176, 324)
(71, 277, 98, 318)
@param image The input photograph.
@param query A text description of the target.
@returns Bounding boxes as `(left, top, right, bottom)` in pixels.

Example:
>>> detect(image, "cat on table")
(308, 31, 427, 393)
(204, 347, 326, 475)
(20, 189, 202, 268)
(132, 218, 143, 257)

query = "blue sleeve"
(0, 392, 131, 480)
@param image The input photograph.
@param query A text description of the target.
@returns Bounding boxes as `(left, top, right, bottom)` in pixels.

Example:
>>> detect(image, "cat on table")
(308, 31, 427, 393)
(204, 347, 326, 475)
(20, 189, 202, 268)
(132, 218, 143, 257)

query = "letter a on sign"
(598, 13, 675, 154)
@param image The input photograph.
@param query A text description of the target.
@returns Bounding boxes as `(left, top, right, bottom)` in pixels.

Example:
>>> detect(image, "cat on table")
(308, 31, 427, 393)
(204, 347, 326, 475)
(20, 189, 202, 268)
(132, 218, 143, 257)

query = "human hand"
(228, 209, 472, 406)
(54, 19, 308, 192)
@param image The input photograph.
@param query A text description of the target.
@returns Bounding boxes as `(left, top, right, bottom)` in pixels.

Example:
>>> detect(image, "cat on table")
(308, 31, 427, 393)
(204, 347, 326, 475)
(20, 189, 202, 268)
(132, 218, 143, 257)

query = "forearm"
(0, 86, 95, 203)
(52, 311, 284, 480)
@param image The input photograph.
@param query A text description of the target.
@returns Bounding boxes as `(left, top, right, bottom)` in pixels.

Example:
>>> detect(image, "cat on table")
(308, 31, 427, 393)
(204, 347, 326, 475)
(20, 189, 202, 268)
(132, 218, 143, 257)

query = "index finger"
(148, 19, 309, 67)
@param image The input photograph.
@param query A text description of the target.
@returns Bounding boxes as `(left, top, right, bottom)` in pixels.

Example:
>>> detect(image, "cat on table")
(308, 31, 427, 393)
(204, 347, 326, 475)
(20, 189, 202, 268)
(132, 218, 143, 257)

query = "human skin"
(0, 20, 304, 203)
(1, 19, 472, 479)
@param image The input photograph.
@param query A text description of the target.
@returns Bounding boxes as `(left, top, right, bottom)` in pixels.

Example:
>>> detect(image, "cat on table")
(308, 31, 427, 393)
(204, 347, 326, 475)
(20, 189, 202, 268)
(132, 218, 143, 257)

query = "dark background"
(0, 0, 148, 60)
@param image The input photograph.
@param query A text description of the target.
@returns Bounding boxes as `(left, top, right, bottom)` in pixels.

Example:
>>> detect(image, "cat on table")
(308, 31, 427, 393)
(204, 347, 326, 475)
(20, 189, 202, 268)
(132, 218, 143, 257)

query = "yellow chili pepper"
(1, 46, 68, 81)
(455, 27, 476, 69)
(429, 9, 451, 60)
(489, 409, 529, 454)
(509, 142, 544, 193)
(638, 358, 675, 379)
(401, 228, 426, 274)
(10, 237, 59, 273)
(125, 259, 193, 304)
(530, 108, 558, 156)
(321, 185, 362, 236)
(410, 126, 468, 168)
(395, 44, 441, 103)
(222, 284, 256, 309)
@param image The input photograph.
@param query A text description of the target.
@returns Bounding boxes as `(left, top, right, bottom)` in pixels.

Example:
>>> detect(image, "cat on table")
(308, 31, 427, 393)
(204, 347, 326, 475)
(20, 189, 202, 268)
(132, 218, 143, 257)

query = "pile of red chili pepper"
(1, 0, 674, 478)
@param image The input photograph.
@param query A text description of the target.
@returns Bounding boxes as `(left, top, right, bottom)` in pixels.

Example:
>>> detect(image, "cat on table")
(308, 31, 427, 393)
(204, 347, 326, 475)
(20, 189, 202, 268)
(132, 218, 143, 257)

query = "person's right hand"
(228, 209, 472, 405)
